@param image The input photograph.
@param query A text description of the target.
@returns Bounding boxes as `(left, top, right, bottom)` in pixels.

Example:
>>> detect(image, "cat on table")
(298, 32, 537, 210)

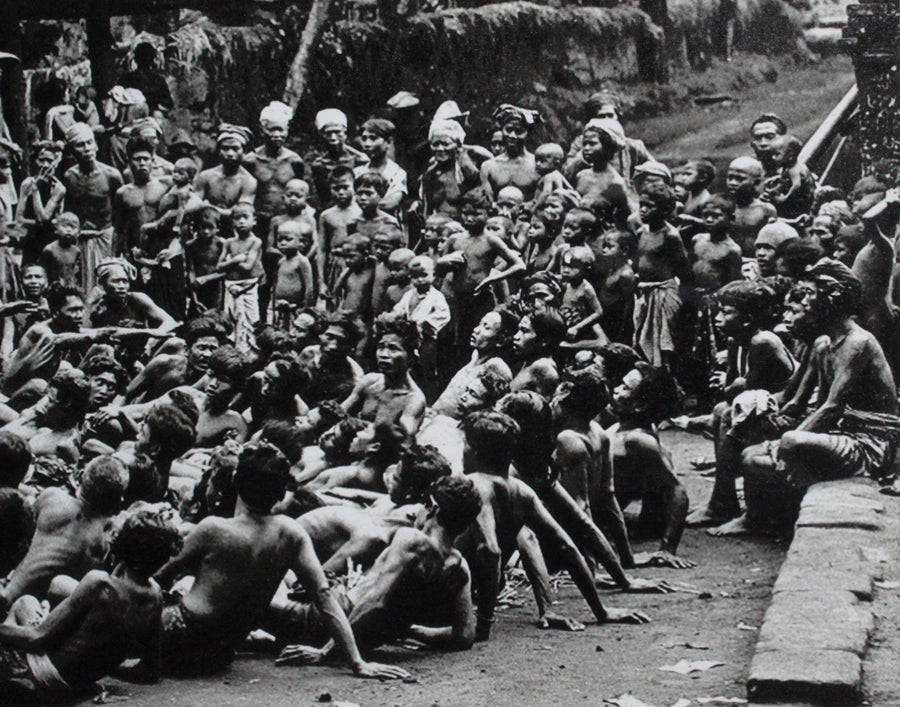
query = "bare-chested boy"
(217, 203, 263, 352)
(355, 118, 408, 213)
(153, 442, 407, 679)
(40, 213, 83, 289)
(533, 143, 573, 202)
(690, 196, 743, 290)
(0, 507, 181, 698)
(272, 220, 315, 324)
(334, 235, 376, 330)
(595, 229, 637, 344)
(725, 156, 777, 256)
(185, 207, 226, 314)
(316, 166, 362, 298)
(0, 455, 128, 611)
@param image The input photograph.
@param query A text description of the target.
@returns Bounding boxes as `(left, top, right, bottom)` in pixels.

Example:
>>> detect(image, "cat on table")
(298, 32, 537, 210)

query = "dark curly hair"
(111, 507, 183, 578)
(429, 476, 482, 535)
(234, 443, 290, 512)
(374, 312, 419, 357)
(393, 444, 452, 505)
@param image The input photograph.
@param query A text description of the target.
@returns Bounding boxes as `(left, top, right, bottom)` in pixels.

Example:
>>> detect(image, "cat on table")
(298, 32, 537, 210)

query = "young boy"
(595, 229, 637, 344)
(440, 188, 525, 364)
(762, 134, 816, 219)
(185, 206, 226, 314)
(268, 179, 316, 242)
(371, 228, 405, 314)
(355, 118, 408, 213)
(334, 234, 376, 329)
(725, 156, 777, 256)
(559, 246, 605, 343)
(272, 220, 315, 327)
(393, 255, 451, 395)
(316, 166, 362, 298)
(548, 208, 598, 271)
(574, 119, 640, 231)
(382, 247, 416, 312)
(40, 212, 83, 288)
(674, 159, 715, 230)
(155, 157, 201, 229)
(534, 143, 574, 202)
(354, 171, 401, 240)
(690, 195, 742, 291)
(216, 202, 263, 352)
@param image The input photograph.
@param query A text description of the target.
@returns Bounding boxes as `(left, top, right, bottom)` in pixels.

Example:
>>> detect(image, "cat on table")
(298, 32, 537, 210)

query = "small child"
(354, 171, 401, 240)
(155, 157, 201, 231)
(217, 203, 263, 352)
(533, 143, 573, 202)
(493, 186, 524, 221)
(393, 255, 450, 397)
(268, 178, 316, 248)
(272, 220, 316, 328)
(524, 213, 554, 272)
(316, 166, 362, 297)
(548, 207, 597, 271)
(559, 245, 605, 343)
(762, 134, 816, 219)
(73, 86, 102, 135)
(674, 159, 715, 237)
(725, 156, 777, 256)
(186, 206, 226, 314)
(40, 212, 83, 289)
(383, 247, 416, 312)
(371, 228, 405, 314)
(334, 234, 376, 328)
(418, 214, 451, 257)
(596, 229, 637, 343)
(690, 196, 743, 291)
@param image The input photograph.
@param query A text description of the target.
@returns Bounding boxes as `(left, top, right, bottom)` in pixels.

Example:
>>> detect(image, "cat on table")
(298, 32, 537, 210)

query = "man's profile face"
(58, 295, 85, 330)
(513, 316, 538, 355)
(793, 280, 824, 337)
(750, 121, 781, 163)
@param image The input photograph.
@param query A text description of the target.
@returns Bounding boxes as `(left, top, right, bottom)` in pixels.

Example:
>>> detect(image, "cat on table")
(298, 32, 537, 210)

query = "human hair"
(394, 444, 452, 504)
(597, 342, 642, 388)
(145, 403, 197, 461)
(530, 307, 567, 351)
(266, 354, 312, 401)
(459, 411, 520, 472)
(703, 194, 735, 219)
(173, 157, 199, 180)
(494, 391, 555, 481)
(354, 171, 389, 197)
(562, 245, 595, 269)
(715, 280, 780, 331)
(478, 366, 512, 408)
(365, 422, 410, 469)
(319, 417, 369, 463)
(833, 225, 866, 262)
(584, 89, 621, 121)
(126, 136, 155, 157)
(234, 442, 290, 512)
(429, 476, 482, 535)
(805, 257, 863, 317)
(323, 311, 364, 348)
(751, 113, 787, 135)
(0, 432, 32, 487)
(260, 419, 308, 464)
(374, 312, 419, 356)
(628, 362, 682, 423)
(231, 202, 255, 218)
(46, 283, 82, 313)
(79, 455, 129, 515)
(639, 182, 677, 218)
(184, 315, 229, 346)
(535, 142, 565, 164)
(344, 233, 371, 255)
(361, 118, 396, 139)
(564, 208, 598, 237)
(604, 229, 638, 259)
(208, 346, 247, 387)
(50, 368, 92, 419)
(110, 506, 183, 578)
(53, 211, 80, 230)
(688, 159, 716, 188)
(81, 351, 127, 392)
(560, 364, 610, 419)
(460, 187, 492, 212)
(772, 238, 825, 280)
(328, 165, 355, 184)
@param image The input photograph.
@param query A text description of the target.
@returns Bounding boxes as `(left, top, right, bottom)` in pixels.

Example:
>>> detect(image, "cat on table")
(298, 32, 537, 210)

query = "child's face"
(495, 195, 520, 220)
(75, 91, 91, 109)
(535, 150, 560, 176)
(540, 199, 565, 226)
(490, 131, 505, 156)
(483, 217, 508, 241)
(527, 217, 548, 242)
(55, 219, 79, 242)
(410, 262, 435, 292)
(639, 195, 663, 222)
(600, 233, 623, 259)
(460, 204, 488, 232)
(833, 240, 852, 265)
(284, 186, 309, 211)
(581, 131, 611, 165)
(676, 163, 700, 189)
(356, 185, 381, 211)
(560, 253, 585, 282)
(561, 215, 585, 243)
(198, 214, 219, 239)
(277, 229, 301, 254)
(345, 245, 368, 268)
(726, 166, 758, 199)
(714, 304, 745, 338)
(232, 208, 256, 234)
(372, 236, 395, 262)
(173, 166, 192, 187)
(330, 177, 354, 206)
(702, 204, 731, 232)
(360, 129, 388, 159)
(387, 258, 411, 285)
(672, 183, 689, 204)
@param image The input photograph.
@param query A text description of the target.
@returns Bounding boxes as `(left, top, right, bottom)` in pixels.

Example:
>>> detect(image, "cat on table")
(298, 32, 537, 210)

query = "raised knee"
(779, 430, 803, 457)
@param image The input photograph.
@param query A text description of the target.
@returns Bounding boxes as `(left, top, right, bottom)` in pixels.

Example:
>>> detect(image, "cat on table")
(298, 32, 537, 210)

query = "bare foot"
(603, 607, 651, 624)
(707, 514, 751, 536)
(686, 506, 737, 527)
(539, 611, 585, 631)
(689, 455, 716, 471)
(632, 550, 696, 569)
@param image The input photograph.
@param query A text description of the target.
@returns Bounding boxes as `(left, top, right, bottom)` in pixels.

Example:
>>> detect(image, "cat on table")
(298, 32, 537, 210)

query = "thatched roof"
(8, 0, 278, 21)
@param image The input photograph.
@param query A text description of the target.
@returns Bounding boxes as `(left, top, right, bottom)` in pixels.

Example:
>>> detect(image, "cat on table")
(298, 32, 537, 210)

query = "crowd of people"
(0, 47, 898, 700)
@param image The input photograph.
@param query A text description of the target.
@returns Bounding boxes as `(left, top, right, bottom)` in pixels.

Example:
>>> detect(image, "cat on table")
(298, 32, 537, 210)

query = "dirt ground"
(91, 430, 788, 707)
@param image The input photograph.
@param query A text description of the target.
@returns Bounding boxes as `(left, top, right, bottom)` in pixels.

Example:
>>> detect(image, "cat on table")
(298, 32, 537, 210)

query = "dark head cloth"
(492, 104, 541, 129)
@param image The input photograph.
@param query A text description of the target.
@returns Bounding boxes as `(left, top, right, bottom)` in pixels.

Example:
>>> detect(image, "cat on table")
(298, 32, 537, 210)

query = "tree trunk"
(282, 0, 334, 116)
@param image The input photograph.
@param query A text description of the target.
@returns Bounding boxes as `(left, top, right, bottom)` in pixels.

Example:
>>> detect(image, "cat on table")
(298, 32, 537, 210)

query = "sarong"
(224, 278, 260, 353)
(633, 278, 682, 367)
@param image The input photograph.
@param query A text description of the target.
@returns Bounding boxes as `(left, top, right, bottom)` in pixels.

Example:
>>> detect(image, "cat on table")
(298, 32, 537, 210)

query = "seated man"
(194, 345, 247, 446)
(608, 364, 693, 568)
(0, 455, 129, 611)
(0, 432, 35, 577)
(728, 259, 900, 534)
(153, 442, 408, 679)
(297, 444, 452, 574)
(3, 369, 92, 465)
(455, 411, 648, 642)
(273, 476, 481, 659)
(0, 506, 182, 701)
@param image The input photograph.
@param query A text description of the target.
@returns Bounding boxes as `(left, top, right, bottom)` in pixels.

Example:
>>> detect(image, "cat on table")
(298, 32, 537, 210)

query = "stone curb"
(747, 479, 883, 704)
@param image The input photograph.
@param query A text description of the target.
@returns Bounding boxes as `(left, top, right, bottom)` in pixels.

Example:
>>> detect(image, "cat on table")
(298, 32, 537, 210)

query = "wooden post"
(282, 0, 334, 117)
(0, 7, 27, 158)
(86, 4, 115, 100)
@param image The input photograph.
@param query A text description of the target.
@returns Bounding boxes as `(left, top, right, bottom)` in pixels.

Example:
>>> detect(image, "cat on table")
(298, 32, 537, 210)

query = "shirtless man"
(725, 259, 900, 534)
(480, 105, 540, 201)
(725, 156, 777, 256)
(0, 507, 181, 699)
(194, 125, 258, 218)
(112, 137, 167, 257)
(341, 313, 426, 437)
(608, 363, 693, 568)
(456, 411, 649, 641)
(153, 442, 407, 679)
(510, 308, 565, 397)
(124, 316, 227, 403)
(749, 113, 788, 179)
(274, 476, 480, 659)
(3, 369, 92, 464)
(301, 312, 364, 408)
(0, 455, 128, 611)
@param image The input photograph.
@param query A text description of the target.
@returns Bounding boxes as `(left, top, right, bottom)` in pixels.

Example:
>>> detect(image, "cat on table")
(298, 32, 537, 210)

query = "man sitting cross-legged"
(152, 442, 408, 679)
(273, 476, 482, 661)
(0, 506, 182, 702)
